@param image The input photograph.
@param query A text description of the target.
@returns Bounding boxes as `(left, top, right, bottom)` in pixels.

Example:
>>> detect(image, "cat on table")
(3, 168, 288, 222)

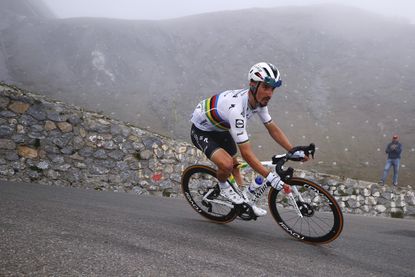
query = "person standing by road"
(380, 135, 402, 186)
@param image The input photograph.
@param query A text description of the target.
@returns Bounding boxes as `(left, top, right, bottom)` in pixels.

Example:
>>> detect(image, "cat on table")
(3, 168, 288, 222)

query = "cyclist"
(190, 62, 308, 216)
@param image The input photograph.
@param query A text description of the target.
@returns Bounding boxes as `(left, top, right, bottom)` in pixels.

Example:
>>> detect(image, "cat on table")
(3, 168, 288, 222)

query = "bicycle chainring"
(236, 203, 257, 221)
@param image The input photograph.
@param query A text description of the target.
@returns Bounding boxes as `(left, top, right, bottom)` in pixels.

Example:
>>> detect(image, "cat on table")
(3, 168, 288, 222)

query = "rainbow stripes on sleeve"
(203, 94, 230, 130)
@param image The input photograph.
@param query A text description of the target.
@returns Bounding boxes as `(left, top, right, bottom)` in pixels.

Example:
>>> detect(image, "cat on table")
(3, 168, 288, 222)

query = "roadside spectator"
(380, 135, 402, 186)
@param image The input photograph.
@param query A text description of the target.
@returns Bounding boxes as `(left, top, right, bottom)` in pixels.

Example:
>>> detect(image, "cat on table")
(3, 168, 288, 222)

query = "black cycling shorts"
(190, 124, 237, 159)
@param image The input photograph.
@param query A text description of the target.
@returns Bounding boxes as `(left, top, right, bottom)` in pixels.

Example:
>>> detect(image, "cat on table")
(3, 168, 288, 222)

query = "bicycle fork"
(283, 184, 304, 218)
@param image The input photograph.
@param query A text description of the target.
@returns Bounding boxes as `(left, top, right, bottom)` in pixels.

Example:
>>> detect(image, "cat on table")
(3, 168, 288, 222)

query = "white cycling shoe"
(242, 189, 267, 217)
(220, 186, 244, 204)
(251, 205, 267, 217)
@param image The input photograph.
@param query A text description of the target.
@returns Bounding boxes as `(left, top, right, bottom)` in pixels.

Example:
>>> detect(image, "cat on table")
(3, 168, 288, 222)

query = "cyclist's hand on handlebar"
(266, 172, 284, 190)
(288, 147, 308, 161)
(288, 144, 315, 162)
(289, 149, 308, 161)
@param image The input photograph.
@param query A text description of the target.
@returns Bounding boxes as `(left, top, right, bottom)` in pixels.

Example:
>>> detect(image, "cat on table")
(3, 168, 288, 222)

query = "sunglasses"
(264, 76, 282, 88)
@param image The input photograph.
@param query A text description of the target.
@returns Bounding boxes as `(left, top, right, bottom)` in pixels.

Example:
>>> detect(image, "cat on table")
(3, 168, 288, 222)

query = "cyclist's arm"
(264, 121, 293, 151)
(238, 142, 271, 178)
(227, 105, 271, 178)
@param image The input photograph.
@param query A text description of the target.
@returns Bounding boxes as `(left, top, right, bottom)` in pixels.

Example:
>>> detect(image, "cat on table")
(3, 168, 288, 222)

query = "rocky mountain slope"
(0, 1, 414, 184)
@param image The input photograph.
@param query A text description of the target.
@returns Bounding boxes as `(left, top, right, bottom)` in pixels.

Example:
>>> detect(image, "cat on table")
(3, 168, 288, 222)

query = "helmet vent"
(254, 72, 263, 80)
(263, 67, 271, 78)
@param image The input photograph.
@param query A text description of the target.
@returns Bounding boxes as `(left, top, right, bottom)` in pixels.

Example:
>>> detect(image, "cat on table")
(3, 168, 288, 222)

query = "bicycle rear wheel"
(268, 177, 343, 243)
(181, 165, 237, 223)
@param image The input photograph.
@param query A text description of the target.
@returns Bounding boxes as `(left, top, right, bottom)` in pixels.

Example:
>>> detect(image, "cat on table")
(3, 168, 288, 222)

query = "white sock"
(219, 181, 230, 190)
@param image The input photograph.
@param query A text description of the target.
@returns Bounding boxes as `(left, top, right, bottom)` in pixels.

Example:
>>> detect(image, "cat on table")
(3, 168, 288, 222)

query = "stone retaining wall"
(1, 83, 414, 219)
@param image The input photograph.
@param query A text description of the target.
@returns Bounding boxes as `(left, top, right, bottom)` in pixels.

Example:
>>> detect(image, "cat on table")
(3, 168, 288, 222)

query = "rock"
(0, 139, 16, 150)
(102, 140, 117, 150)
(0, 125, 14, 137)
(382, 192, 395, 200)
(69, 152, 84, 161)
(0, 96, 10, 109)
(347, 198, 360, 208)
(79, 127, 87, 137)
(93, 149, 107, 159)
(47, 111, 68, 122)
(4, 151, 19, 161)
(375, 205, 387, 213)
(74, 162, 87, 169)
(72, 136, 85, 150)
(108, 150, 124, 160)
(372, 191, 380, 197)
(0, 165, 15, 176)
(17, 146, 38, 158)
(27, 104, 47, 120)
(57, 122, 73, 133)
(405, 206, 415, 217)
(0, 110, 16, 118)
(16, 125, 25, 134)
(361, 205, 370, 213)
(365, 196, 377, 206)
(56, 164, 71, 171)
(36, 161, 49, 169)
(139, 150, 152, 160)
(177, 146, 187, 154)
(362, 188, 371, 197)
(405, 192, 415, 206)
(8, 101, 30, 113)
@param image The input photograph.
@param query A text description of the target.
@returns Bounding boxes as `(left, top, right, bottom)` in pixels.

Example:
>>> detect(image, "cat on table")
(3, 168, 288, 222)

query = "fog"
(43, 0, 415, 23)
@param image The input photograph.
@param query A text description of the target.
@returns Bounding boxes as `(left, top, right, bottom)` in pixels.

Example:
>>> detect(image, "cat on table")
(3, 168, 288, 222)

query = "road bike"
(181, 144, 344, 243)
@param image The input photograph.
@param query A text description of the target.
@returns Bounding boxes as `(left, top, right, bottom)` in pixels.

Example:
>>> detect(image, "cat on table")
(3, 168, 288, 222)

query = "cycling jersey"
(191, 89, 272, 144)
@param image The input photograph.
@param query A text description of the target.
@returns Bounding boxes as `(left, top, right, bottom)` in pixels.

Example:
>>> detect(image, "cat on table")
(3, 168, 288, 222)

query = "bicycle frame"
(229, 160, 304, 217)
(181, 143, 344, 243)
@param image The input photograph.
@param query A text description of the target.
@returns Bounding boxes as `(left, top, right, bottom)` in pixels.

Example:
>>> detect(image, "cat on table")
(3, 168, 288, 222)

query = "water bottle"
(248, 176, 264, 193)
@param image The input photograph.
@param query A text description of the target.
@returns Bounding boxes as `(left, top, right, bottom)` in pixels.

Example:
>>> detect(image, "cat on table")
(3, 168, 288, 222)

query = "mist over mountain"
(1, 1, 414, 184)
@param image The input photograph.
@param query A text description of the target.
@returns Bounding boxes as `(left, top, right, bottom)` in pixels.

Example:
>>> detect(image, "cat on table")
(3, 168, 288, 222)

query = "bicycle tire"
(181, 165, 237, 223)
(268, 177, 343, 243)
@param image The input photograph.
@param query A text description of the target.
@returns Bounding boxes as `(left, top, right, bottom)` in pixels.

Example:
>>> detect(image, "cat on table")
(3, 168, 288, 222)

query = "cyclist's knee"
(214, 156, 234, 174)
(210, 149, 234, 173)
(218, 159, 233, 173)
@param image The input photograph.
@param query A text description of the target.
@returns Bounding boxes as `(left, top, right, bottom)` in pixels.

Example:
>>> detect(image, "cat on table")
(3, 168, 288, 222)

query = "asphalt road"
(1, 180, 414, 276)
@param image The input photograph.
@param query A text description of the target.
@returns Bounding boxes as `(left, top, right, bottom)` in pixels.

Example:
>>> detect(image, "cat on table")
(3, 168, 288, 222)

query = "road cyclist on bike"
(190, 62, 309, 217)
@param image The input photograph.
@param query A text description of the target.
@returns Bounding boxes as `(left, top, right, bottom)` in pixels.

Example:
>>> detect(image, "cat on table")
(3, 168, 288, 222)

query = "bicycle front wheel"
(268, 177, 343, 243)
(181, 165, 237, 223)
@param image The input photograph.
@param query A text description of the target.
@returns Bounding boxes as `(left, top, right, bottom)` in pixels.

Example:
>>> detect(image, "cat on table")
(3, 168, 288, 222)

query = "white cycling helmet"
(248, 62, 282, 88)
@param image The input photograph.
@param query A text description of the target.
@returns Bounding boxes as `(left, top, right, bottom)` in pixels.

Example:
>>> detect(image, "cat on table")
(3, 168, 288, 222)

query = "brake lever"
(308, 143, 315, 159)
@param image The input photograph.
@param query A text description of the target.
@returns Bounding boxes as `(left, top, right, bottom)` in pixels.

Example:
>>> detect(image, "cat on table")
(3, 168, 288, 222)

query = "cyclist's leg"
(191, 125, 234, 181)
(210, 149, 234, 183)
(232, 156, 243, 186)
(214, 130, 241, 184)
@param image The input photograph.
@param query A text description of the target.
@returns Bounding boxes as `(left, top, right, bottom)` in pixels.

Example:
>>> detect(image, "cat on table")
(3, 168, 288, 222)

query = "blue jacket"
(386, 142, 402, 159)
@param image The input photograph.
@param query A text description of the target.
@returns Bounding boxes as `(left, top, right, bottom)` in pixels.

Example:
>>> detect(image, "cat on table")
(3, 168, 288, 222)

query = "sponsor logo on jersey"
(235, 119, 245, 128)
